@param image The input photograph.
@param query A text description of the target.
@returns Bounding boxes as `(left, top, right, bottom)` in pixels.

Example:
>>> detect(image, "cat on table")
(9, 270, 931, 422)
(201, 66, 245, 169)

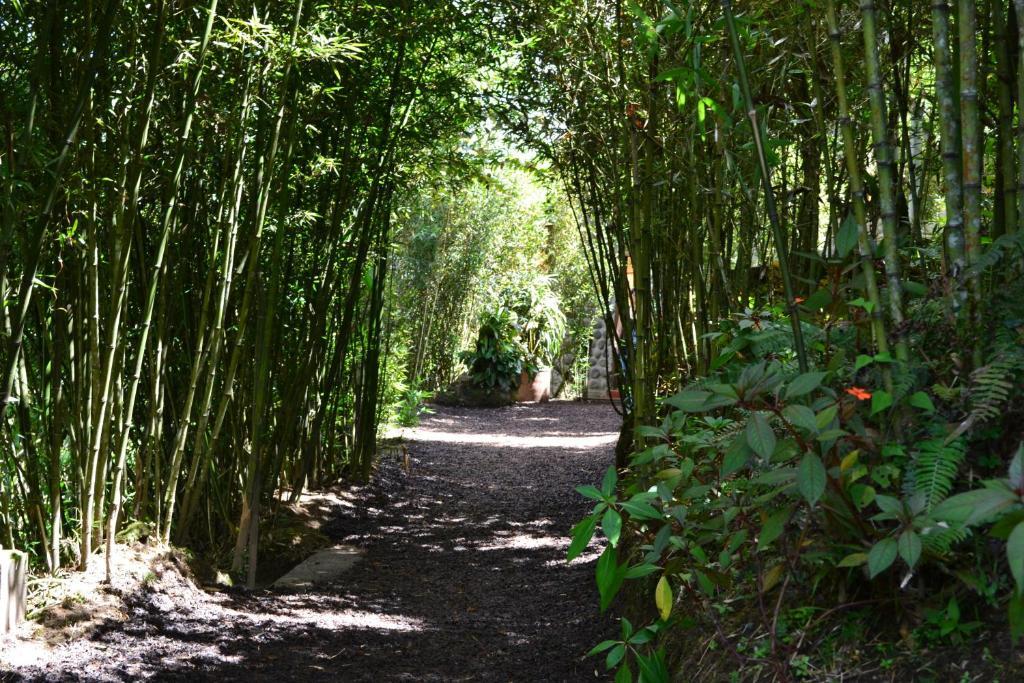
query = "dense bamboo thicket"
(6, 0, 1024, 677)
(503, 0, 1024, 452)
(497, 0, 1024, 677)
(0, 0, 511, 585)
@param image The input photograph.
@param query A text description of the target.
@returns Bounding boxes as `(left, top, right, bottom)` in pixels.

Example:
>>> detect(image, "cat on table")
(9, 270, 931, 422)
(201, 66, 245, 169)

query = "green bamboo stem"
(824, 0, 890, 359)
(959, 0, 985, 364)
(104, 0, 220, 577)
(721, 0, 808, 372)
(177, 66, 255, 535)
(229, 0, 304, 580)
(860, 0, 908, 362)
(1015, 0, 1024, 235)
(933, 0, 968, 316)
(2, 0, 123, 406)
(995, 2, 1017, 237)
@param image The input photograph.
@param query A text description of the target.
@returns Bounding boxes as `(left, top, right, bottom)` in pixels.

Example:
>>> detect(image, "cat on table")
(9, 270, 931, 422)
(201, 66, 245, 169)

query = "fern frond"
(920, 524, 970, 556)
(968, 347, 1024, 425)
(907, 437, 966, 510)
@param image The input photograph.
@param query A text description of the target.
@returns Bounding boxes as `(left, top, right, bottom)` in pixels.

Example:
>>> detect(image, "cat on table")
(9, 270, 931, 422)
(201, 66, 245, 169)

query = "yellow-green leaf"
(762, 563, 785, 592)
(655, 575, 673, 621)
(838, 552, 868, 568)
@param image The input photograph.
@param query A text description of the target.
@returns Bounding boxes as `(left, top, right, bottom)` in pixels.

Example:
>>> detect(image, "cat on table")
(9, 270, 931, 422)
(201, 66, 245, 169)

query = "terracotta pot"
(516, 368, 551, 402)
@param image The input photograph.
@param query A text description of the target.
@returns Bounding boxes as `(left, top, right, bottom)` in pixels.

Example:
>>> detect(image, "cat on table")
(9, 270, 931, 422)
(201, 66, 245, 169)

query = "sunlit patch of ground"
(408, 430, 619, 449)
(8, 401, 621, 681)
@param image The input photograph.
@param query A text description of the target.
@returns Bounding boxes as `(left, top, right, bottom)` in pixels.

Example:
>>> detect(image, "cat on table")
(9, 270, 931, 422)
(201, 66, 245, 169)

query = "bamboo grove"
(500, 0, 1024, 673)
(6, 0, 1024, 657)
(502, 0, 1024, 452)
(0, 0, 511, 584)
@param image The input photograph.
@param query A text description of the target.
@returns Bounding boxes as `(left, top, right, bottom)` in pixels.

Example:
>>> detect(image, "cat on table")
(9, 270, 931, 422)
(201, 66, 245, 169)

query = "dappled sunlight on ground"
(11, 401, 620, 682)
(408, 429, 619, 449)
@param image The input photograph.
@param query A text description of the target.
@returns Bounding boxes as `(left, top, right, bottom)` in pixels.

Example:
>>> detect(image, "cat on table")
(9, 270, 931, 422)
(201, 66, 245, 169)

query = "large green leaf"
(815, 404, 839, 430)
(664, 389, 735, 412)
(932, 485, 1019, 526)
(746, 412, 776, 459)
(897, 529, 922, 568)
(1008, 521, 1024, 594)
(870, 390, 893, 416)
(836, 213, 860, 259)
(868, 538, 897, 578)
(596, 546, 628, 612)
(720, 435, 752, 477)
(601, 466, 618, 497)
(757, 506, 792, 551)
(797, 453, 827, 505)
(620, 499, 662, 520)
(587, 640, 619, 657)
(606, 643, 626, 669)
(575, 485, 605, 502)
(567, 515, 598, 562)
(602, 507, 622, 547)
(782, 404, 818, 433)
(635, 648, 670, 683)
(908, 391, 936, 413)
(785, 371, 826, 400)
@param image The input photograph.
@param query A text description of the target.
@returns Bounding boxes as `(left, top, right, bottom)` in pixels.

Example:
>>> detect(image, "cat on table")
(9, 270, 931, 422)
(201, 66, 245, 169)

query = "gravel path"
(9, 401, 620, 682)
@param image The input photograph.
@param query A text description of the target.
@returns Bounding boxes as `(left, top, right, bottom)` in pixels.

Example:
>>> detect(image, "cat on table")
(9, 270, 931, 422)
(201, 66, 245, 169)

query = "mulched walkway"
(10, 401, 620, 682)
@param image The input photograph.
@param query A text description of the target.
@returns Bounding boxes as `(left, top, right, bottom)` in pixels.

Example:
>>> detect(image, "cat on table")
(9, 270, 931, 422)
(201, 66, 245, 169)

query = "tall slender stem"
(860, 0, 908, 361)
(721, 0, 808, 372)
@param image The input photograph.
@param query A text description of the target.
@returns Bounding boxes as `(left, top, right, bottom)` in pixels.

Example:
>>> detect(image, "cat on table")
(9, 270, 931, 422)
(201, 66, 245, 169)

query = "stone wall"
(585, 316, 616, 399)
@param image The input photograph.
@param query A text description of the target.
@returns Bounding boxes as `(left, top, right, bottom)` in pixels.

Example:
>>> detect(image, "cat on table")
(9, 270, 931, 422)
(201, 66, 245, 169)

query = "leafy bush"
(395, 388, 434, 428)
(462, 276, 567, 391)
(570, 297, 1024, 680)
(462, 307, 527, 392)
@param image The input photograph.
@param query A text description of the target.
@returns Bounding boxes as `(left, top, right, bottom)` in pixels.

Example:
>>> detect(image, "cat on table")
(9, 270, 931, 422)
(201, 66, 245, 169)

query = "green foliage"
(391, 163, 593, 396)
(966, 346, 1024, 426)
(572, 295, 1024, 676)
(461, 276, 567, 392)
(906, 437, 965, 510)
(394, 388, 434, 429)
(463, 307, 526, 392)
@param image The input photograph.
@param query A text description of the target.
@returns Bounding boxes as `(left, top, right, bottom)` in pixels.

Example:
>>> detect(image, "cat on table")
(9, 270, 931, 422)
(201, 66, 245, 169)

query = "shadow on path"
(12, 401, 620, 682)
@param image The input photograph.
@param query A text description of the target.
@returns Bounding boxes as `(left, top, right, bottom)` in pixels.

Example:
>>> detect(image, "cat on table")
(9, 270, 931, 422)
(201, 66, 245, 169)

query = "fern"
(909, 435, 970, 556)
(920, 525, 970, 556)
(966, 230, 1024, 276)
(907, 437, 966, 510)
(967, 343, 1024, 425)
(889, 361, 920, 404)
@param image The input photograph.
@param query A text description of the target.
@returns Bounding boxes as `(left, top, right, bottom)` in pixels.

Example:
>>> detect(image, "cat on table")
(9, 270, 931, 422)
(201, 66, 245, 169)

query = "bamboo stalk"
(104, 0, 220, 578)
(860, 0, 908, 361)
(959, 0, 985, 364)
(934, 0, 968, 316)
(721, 0, 808, 372)
(824, 0, 890, 360)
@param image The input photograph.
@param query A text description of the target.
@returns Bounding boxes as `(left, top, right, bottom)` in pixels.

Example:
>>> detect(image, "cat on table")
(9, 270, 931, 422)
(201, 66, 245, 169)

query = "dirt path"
(10, 401, 620, 682)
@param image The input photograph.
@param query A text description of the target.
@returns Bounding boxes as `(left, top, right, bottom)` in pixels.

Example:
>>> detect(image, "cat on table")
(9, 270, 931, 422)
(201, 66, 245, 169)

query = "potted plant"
(460, 307, 526, 399)
(457, 277, 566, 403)
(505, 277, 566, 402)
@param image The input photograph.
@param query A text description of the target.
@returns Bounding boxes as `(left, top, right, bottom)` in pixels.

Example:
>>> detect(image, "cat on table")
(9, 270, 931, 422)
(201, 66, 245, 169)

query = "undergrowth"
(570, 255, 1024, 681)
